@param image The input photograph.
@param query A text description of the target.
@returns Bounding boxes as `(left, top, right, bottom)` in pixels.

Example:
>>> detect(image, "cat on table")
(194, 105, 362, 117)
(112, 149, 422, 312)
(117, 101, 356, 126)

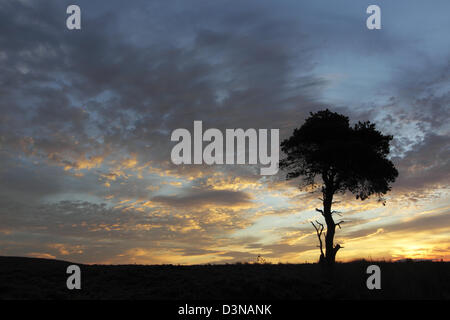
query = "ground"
(0, 256, 449, 300)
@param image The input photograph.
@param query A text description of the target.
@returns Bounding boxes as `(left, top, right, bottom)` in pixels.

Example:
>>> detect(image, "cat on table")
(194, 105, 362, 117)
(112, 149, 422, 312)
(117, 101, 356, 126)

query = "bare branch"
(311, 221, 324, 257)
(315, 220, 324, 230)
(331, 210, 343, 217)
(335, 221, 345, 229)
(315, 208, 324, 215)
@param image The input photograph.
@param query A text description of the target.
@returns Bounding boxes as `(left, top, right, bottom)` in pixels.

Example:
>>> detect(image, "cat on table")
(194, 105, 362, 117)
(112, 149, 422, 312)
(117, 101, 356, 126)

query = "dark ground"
(0, 256, 449, 300)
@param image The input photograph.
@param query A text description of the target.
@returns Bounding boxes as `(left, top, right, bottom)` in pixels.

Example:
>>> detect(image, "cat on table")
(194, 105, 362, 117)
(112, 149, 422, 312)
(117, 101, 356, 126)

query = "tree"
(280, 109, 398, 265)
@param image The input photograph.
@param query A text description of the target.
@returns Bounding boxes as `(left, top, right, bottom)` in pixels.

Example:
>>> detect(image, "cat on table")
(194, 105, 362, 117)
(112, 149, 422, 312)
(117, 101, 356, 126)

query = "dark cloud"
(152, 189, 252, 207)
(393, 133, 450, 192)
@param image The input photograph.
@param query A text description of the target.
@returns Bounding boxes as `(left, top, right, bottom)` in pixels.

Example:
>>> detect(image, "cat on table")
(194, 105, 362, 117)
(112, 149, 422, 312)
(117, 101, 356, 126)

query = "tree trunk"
(322, 186, 340, 265)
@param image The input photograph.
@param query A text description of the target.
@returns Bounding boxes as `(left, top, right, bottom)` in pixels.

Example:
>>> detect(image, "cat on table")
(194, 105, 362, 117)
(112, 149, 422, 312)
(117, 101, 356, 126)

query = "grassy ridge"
(0, 256, 449, 300)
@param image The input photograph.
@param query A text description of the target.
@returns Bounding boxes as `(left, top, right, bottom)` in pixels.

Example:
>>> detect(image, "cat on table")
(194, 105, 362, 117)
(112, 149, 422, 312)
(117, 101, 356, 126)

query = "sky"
(0, 0, 449, 264)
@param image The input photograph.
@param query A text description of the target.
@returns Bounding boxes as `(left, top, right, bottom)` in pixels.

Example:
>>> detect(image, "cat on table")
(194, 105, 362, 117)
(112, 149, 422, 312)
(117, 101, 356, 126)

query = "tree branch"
(335, 221, 345, 229)
(311, 221, 324, 257)
(315, 208, 324, 215)
(331, 210, 342, 217)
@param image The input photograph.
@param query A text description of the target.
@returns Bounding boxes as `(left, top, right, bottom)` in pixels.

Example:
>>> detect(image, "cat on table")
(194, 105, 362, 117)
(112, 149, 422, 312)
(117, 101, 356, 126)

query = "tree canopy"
(280, 109, 398, 202)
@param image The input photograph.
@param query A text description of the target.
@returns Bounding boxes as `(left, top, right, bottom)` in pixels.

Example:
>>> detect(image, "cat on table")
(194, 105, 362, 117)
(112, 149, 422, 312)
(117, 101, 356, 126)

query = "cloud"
(152, 189, 253, 208)
(342, 207, 450, 239)
(393, 133, 450, 192)
(27, 252, 57, 260)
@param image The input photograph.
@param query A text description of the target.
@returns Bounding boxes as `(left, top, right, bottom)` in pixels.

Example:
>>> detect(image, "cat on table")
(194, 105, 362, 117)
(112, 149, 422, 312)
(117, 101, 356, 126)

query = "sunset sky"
(0, 0, 449, 264)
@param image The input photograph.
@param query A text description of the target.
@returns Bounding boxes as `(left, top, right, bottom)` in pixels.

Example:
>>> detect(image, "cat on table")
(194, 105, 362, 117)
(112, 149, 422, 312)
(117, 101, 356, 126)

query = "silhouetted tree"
(280, 109, 398, 265)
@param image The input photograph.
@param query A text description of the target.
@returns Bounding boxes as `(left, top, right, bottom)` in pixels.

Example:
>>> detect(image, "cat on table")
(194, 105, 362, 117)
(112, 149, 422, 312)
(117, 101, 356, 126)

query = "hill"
(0, 256, 449, 299)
